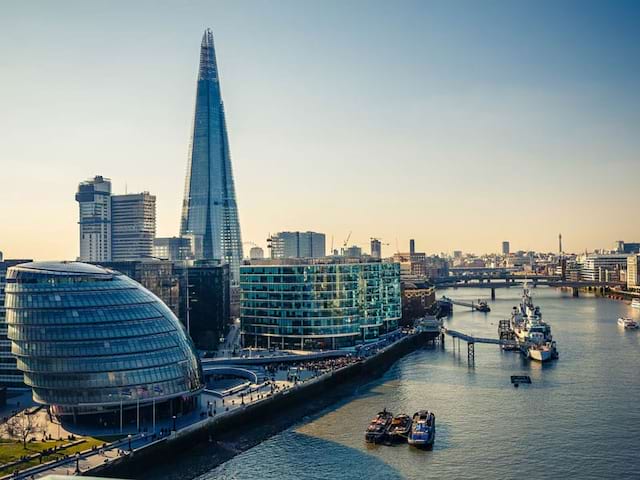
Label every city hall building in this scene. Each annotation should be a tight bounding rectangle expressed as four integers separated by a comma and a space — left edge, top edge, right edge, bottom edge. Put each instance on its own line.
240, 260, 401, 350
4, 262, 203, 423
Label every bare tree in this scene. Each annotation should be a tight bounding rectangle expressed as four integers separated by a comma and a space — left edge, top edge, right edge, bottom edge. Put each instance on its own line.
2, 412, 43, 448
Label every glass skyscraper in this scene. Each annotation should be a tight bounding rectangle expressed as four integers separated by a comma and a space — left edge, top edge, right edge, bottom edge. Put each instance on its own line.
180, 29, 243, 284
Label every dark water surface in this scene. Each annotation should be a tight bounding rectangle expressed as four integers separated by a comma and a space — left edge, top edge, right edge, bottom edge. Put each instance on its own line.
161, 288, 640, 479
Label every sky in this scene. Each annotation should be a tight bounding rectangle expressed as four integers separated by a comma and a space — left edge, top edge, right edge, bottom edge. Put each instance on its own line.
1, 0, 639, 260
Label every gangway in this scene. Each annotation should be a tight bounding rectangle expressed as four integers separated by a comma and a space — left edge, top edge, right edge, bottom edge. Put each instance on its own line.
441, 327, 517, 365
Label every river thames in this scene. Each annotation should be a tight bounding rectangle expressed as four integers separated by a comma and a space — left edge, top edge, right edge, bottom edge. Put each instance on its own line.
157, 287, 640, 480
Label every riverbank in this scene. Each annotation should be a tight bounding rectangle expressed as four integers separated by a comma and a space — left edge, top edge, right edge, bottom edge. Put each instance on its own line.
180, 286, 640, 480
87, 331, 436, 479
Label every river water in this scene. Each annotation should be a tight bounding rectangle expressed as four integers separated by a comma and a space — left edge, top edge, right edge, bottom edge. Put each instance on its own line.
162, 287, 640, 479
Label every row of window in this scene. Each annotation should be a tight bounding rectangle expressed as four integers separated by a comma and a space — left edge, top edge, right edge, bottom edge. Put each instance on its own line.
8, 318, 176, 342
5, 289, 155, 309
24, 362, 191, 389
4, 278, 129, 293
31, 377, 200, 405
16, 347, 188, 374
11, 333, 179, 357
6, 303, 165, 325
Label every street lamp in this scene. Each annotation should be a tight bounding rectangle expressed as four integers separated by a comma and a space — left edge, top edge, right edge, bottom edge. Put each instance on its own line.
128, 434, 132, 452
172, 415, 177, 432
75, 453, 81, 474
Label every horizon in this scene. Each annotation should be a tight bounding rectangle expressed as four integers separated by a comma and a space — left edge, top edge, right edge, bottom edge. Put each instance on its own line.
1, 0, 639, 260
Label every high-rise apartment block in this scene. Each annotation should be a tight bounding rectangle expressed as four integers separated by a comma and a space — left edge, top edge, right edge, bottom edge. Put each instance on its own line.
502, 241, 510, 255
111, 193, 156, 260
76, 177, 156, 262
76, 176, 112, 262
268, 231, 326, 259
370, 238, 382, 259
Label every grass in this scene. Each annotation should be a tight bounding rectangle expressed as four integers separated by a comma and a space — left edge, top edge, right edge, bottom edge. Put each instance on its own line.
0, 437, 105, 475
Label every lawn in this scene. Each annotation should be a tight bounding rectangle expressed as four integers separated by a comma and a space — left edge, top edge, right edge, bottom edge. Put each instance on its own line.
0, 437, 105, 475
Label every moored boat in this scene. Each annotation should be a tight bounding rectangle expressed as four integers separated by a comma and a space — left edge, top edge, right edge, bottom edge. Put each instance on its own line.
386, 414, 412, 443
618, 317, 639, 329
528, 341, 557, 362
408, 410, 435, 449
365, 409, 393, 444
475, 300, 491, 312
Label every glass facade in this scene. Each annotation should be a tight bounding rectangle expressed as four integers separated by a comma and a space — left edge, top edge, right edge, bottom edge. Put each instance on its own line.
180, 28, 243, 284
5, 262, 203, 417
240, 262, 401, 350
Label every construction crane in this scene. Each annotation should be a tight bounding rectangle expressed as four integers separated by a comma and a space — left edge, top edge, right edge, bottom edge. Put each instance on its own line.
343, 231, 352, 249
370, 237, 390, 246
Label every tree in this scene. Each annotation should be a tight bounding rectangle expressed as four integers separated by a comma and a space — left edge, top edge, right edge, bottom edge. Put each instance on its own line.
2, 412, 43, 448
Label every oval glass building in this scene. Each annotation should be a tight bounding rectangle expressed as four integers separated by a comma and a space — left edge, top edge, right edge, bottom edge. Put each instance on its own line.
5, 262, 203, 421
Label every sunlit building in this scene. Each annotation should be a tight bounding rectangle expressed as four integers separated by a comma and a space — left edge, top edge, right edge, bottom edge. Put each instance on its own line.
180, 29, 243, 284
5, 262, 203, 421
240, 260, 401, 350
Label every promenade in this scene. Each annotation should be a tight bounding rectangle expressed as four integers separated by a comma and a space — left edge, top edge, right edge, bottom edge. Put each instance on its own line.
1, 328, 420, 479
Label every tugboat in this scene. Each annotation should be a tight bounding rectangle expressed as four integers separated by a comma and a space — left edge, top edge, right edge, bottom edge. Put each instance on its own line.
386, 414, 412, 443
408, 410, 436, 449
365, 409, 393, 444
618, 317, 639, 329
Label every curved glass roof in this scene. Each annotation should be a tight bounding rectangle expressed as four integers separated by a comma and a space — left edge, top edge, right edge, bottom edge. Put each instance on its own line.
5, 262, 203, 411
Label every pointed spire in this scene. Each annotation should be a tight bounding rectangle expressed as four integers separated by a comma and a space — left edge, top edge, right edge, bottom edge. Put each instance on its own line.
198, 28, 219, 81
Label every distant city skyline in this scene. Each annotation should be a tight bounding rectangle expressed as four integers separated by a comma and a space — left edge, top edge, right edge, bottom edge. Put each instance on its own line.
1, 1, 639, 260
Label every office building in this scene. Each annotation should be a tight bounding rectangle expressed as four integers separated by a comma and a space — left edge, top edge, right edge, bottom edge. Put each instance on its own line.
616, 241, 640, 254
502, 241, 510, 255
176, 262, 230, 351
153, 237, 192, 261
268, 231, 326, 259
180, 29, 243, 284
99, 260, 230, 351
579, 254, 629, 282
96, 260, 182, 316
394, 240, 449, 280
0, 257, 31, 388
111, 192, 156, 261
343, 245, 363, 258
249, 246, 264, 260
370, 238, 382, 259
401, 280, 436, 323
240, 260, 401, 349
5, 262, 203, 420
75, 176, 112, 262
627, 255, 640, 290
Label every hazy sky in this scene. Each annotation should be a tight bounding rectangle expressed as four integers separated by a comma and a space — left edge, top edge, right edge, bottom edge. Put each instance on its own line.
1, 0, 639, 260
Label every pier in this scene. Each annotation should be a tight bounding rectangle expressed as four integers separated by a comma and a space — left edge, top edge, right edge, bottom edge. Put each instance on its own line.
441, 327, 517, 365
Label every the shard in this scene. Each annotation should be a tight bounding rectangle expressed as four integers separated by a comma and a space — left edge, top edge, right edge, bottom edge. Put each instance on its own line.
181, 29, 243, 284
